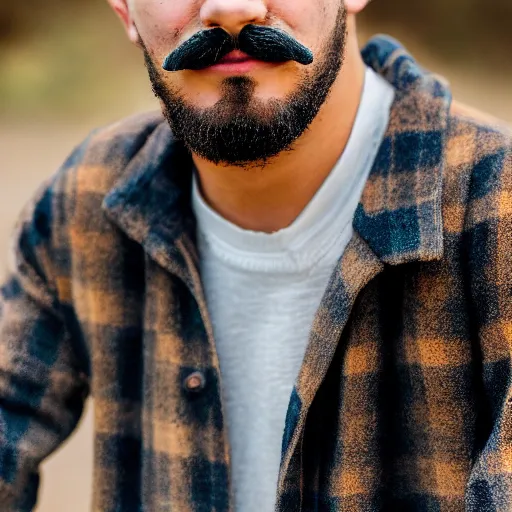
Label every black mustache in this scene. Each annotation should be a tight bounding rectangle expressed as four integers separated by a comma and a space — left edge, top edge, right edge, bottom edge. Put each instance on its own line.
162, 24, 314, 72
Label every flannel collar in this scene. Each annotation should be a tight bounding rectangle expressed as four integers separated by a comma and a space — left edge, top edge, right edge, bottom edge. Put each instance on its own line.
103, 35, 452, 273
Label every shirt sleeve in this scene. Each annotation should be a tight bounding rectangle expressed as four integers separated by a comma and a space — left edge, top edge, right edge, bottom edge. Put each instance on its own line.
0, 184, 90, 511
464, 131, 512, 511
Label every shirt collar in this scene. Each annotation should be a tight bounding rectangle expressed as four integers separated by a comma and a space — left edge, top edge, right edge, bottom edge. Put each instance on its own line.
354, 35, 452, 264
102, 35, 452, 270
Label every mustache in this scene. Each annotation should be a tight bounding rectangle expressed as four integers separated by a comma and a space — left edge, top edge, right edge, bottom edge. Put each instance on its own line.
162, 24, 314, 72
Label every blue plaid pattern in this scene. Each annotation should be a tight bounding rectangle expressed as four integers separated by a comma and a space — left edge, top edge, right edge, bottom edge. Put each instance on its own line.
0, 36, 511, 511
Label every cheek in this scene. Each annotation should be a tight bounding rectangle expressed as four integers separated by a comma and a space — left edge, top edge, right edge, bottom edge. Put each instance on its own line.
267, 0, 329, 52
131, 0, 198, 57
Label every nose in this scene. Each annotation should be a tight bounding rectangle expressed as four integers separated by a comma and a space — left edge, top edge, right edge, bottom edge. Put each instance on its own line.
200, 0, 268, 36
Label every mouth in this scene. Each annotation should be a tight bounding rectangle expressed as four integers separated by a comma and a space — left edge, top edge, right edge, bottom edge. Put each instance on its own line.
201, 50, 279, 74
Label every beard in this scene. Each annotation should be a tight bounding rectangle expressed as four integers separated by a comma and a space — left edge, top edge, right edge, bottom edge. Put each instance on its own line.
142, 7, 347, 167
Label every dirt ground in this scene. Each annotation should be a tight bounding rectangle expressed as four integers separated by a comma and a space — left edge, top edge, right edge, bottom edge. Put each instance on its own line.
1, 47, 511, 511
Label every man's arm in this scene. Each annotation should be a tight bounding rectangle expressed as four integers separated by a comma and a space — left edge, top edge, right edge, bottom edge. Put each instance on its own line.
464, 125, 512, 511
0, 184, 89, 511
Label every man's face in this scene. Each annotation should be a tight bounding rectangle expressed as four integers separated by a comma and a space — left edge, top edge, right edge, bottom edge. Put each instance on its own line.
125, 0, 348, 165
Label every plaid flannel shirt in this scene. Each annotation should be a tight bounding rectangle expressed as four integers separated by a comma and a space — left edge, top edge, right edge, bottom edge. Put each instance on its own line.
1, 35, 511, 512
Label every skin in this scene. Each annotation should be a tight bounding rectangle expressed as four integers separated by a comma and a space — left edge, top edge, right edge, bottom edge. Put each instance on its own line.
108, 0, 370, 232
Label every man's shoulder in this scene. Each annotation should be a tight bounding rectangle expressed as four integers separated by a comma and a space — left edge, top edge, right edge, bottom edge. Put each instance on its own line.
449, 100, 511, 133
41, 110, 167, 231
443, 100, 511, 233
56, 110, 166, 194
14, 111, 167, 263
446, 100, 512, 161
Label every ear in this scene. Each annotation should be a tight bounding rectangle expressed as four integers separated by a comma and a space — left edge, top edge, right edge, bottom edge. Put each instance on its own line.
344, 0, 370, 15
107, 0, 140, 44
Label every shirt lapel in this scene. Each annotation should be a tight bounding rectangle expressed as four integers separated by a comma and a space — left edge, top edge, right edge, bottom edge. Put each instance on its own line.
277, 232, 384, 508
101, 121, 200, 295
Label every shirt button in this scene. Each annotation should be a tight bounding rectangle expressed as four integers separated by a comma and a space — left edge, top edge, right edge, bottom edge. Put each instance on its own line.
183, 371, 206, 392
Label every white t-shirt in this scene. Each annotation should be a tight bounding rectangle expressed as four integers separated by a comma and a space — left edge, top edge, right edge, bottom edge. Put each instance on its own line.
192, 67, 395, 511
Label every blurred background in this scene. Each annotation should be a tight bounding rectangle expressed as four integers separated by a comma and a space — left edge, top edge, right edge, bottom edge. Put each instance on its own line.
1, 1, 511, 510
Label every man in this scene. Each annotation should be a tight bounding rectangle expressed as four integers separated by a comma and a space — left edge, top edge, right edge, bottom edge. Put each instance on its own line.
0, 0, 511, 510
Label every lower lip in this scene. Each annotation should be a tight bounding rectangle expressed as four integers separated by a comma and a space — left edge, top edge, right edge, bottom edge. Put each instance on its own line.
202, 58, 278, 74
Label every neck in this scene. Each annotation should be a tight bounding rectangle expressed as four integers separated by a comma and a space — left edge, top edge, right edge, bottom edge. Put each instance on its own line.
192, 26, 366, 233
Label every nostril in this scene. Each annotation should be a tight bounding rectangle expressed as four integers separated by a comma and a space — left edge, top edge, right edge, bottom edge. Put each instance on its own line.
199, 1, 268, 34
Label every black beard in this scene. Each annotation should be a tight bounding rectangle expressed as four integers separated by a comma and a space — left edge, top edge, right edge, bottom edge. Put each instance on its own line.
142, 8, 347, 167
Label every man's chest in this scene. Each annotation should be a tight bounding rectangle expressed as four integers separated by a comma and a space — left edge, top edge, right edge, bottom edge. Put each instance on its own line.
77, 239, 478, 511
